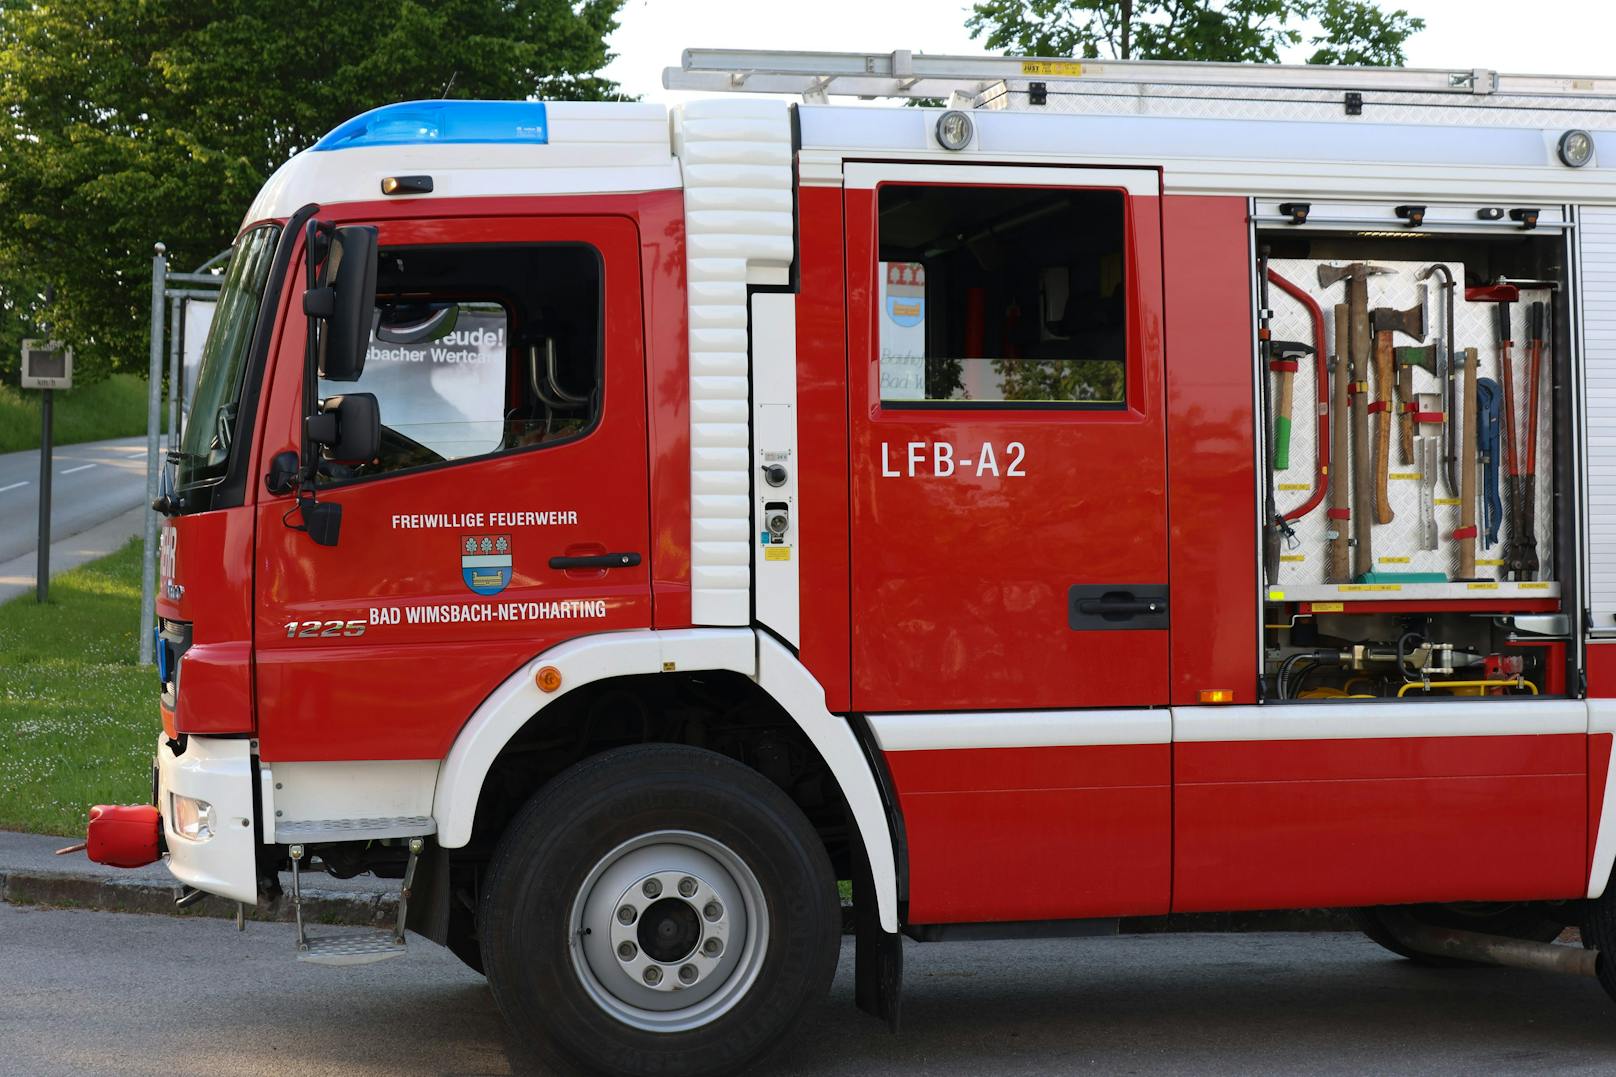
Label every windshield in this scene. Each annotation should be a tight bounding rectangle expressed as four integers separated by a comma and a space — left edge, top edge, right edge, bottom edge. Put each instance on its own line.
177, 224, 282, 488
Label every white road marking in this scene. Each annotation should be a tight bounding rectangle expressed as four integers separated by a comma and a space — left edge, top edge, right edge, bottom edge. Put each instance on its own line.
0, 481, 28, 493
60, 464, 96, 475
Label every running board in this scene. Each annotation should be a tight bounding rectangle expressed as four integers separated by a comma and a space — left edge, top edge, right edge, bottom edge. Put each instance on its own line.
275, 815, 436, 844
290, 838, 423, 966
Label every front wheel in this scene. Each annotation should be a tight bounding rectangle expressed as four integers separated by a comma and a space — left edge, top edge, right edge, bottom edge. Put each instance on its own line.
479, 744, 839, 1077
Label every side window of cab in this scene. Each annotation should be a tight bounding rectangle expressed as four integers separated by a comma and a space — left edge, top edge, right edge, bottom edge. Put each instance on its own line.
317, 243, 602, 484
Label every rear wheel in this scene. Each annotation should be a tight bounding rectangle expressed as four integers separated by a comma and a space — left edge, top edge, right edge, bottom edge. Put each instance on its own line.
479, 744, 838, 1077
1352, 903, 1564, 967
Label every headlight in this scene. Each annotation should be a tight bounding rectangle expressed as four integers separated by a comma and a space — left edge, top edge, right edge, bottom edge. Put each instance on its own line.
171, 794, 216, 841
1559, 129, 1594, 168
935, 110, 973, 151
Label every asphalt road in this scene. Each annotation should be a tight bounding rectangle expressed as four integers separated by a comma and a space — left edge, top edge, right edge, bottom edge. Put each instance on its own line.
6, 904, 1616, 1076
0, 435, 148, 563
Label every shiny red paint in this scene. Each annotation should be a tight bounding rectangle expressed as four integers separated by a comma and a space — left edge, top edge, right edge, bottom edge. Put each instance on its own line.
794, 185, 853, 711
160, 510, 258, 736
1174, 734, 1586, 911
844, 175, 1170, 712
253, 211, 653, 761
1161, 196, 1258, 706
887, 744, 1171, 923
1587, 642, 1616, 698
1590, 733, 1612, 879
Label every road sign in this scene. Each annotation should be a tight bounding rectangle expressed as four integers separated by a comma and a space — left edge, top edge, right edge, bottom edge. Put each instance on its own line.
21, 339, 73, 390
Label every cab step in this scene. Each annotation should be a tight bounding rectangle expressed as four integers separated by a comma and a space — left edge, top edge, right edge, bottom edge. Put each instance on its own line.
297, 930, 409, 966
274, 815, 436, 843
289, 837, 424, 964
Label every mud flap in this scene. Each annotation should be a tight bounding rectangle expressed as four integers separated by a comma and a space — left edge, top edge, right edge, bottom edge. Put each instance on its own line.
852, 829, 902, 1031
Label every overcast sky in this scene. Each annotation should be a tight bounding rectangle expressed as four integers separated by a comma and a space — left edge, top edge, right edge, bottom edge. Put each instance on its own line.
603, 0, 1614, 103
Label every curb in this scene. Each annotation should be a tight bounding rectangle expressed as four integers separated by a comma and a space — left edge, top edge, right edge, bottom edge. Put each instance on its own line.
0, 869, 394, 926
2, 866, 1353, 935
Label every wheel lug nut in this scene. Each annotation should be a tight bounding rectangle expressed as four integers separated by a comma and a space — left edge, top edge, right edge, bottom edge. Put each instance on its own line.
678, 964, 698, 985
643, 965, 663, 986
643, 878, 663, 899
703, 901, 723, 921
702, 937, 723, 957
617, 941, 637, 961
616, 905, 637, 925
678, 876, 698, 897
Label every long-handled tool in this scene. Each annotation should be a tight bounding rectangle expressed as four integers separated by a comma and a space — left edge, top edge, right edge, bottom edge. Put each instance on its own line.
1417, 264, 1458, 495
1468, 283, 1523, 575
1456, 347, 1480, 578
1370, 289, 1428, 526
1476, 377, 1503, 549
1417, 435, 1439, 549
1518, 300, 1546, 580
1318, 262, 1391, 578
1327, 302, 1352, 582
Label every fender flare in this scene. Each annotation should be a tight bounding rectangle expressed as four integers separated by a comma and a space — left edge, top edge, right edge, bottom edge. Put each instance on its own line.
432, 627, 900, 932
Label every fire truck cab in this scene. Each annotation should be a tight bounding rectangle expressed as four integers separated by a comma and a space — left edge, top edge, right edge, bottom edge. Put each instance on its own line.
96, 48, 1616, 1075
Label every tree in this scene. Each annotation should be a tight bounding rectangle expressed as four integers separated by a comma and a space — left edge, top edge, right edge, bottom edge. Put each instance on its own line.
0, 1, 626, 380
966, 0, 1423, 66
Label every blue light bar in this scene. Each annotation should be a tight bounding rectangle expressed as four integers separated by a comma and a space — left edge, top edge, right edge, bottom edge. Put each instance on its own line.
312, 100, 548, 152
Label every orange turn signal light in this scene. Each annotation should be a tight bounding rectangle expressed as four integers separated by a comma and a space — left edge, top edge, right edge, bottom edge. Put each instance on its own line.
535, 665, 563, 693
1199, 688, 1234, 704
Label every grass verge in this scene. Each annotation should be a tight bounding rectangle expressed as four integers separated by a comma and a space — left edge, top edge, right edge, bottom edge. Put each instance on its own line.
0, 538, 154, 834
0, 374, 150, 453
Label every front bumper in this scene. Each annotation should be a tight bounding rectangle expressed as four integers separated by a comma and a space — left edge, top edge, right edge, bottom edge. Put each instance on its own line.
156, 735, 258, 904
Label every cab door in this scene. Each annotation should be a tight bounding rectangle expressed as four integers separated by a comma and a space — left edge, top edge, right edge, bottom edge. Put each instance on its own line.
253, 214, 651, 763
846, 162, 1171, 923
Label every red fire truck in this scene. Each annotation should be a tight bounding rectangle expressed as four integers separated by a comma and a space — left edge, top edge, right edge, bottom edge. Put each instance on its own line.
83, 47, 1616, 1074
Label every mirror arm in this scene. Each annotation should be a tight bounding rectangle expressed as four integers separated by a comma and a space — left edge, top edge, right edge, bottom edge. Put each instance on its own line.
283, 218, 342, 546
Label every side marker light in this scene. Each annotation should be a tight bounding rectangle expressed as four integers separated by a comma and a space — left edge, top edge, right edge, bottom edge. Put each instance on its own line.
381, 175, 434, 196
1199, 688, 1235, 704
536, 665, 563, 693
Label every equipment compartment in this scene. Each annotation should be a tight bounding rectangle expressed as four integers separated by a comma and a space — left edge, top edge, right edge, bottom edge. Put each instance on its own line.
1255, 218, 1573, 700
1257, 228, 1568, 604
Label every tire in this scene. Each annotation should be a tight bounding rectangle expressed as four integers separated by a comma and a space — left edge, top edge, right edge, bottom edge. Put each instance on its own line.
1353, 903, 1564, 967
1581, 886, 1616, 1004
479, 744, 839, 1077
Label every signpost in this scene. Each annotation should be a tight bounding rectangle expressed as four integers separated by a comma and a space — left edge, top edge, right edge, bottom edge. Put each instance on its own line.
21, 338, 74, 603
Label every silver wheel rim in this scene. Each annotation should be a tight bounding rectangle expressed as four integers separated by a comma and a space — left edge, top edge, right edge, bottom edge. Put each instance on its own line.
568, 830, 769, 1032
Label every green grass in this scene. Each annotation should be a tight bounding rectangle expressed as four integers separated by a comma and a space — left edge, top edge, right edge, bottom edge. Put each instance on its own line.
0, 538, 156, 835
0, 373, 151, 453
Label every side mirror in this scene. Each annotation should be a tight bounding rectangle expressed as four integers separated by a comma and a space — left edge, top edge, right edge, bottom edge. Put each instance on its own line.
307, 392, 380, 463
304, 224, 378, 382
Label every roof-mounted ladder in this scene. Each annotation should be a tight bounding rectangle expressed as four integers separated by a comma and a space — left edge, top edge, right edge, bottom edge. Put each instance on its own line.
663, 48, 1616, 106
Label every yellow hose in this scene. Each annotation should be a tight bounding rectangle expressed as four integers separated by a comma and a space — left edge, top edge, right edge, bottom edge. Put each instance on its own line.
1396, 678, 1539, 697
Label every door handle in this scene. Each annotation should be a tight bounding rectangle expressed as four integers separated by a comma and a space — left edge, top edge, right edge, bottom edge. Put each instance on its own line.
1075, 596, 1165, 617
548, 552, 641, 570
1068, 584, 1170, 631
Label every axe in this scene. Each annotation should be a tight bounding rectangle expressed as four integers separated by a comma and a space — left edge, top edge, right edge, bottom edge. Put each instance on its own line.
1370, 288, 1428, 525
1394, 343, 1438, 466
1318, 262, 1391, 578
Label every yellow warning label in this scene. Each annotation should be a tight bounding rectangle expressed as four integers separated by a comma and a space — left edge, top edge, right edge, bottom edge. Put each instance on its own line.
1477, 559, 1504, 566
1267, 590, 1286, 601
1280, 555, 1306, 563
1021, 60, 1082, 76
1340, 584, 1402, 592
1277, 483, 1311, 491
1390, 472, 1422, 481
1435, 498, 1460, 506
764, 546, 791, 562
1379, 556, 1411, 564
1311, 602, 1345, 613
1466, 582, 1500, 590
1520, 582, 1551, 590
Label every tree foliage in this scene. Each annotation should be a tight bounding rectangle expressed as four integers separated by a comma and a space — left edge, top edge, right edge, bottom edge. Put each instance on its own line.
0, 1, 625, 379
966, 0, 1423, 65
